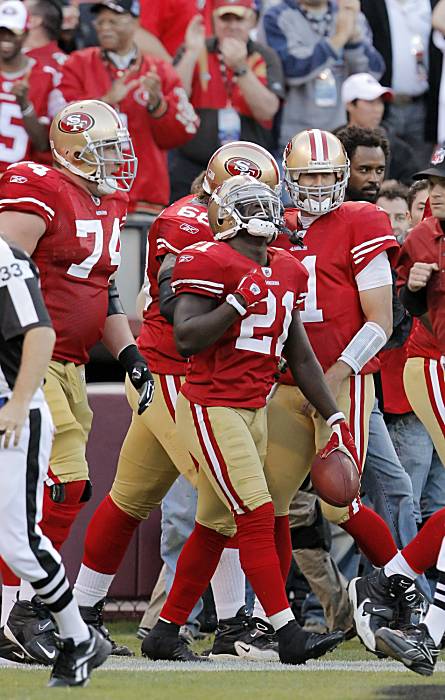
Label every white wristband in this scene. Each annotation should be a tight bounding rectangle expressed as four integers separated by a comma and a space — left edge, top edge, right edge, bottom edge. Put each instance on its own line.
326, 412, 346, 427
21, 103, 35, 117
339, 321, 388, 374
226, 293, 247, 316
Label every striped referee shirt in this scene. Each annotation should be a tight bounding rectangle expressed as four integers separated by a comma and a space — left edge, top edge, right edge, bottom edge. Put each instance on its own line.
0, 237, 52, 398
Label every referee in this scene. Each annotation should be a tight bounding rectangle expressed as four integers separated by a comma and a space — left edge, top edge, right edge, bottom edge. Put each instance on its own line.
0, 236, 111, 687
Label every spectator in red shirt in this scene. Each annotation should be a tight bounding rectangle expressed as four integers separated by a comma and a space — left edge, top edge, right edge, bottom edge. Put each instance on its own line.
138, 0, 212, 61
170, 0, 284, 201
57, 0, 199, 214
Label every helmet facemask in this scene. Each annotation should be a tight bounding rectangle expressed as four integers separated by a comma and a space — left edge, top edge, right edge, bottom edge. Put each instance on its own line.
213, 181, 282, 242
284, 163, 349, 215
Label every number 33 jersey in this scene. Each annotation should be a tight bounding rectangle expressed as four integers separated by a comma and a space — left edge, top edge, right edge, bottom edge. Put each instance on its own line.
277, 201, 399, 374
171, 241, 308, 408
0, 162, 129, 364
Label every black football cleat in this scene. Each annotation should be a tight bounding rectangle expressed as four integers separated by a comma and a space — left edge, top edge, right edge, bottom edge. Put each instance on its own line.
348, 569, 420, 654
48, 626, 111, 687
278, 620, 344, 665
141, 622, 208, 662
375, 623, 439, 676
78, 599, 134, 657
208, 607, 279, 661
0, 626, 35, 664
4, 597, 58, 665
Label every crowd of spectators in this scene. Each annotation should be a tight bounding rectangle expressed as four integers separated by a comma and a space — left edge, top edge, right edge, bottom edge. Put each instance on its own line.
3, 0, 445, 631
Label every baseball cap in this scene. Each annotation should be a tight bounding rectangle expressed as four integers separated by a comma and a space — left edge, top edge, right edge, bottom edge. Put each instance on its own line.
213, 0, 256, 18
341, 73, 393, 105
0, 0, 29, 35
413, 146, 445, 179
91, 0, 140, 18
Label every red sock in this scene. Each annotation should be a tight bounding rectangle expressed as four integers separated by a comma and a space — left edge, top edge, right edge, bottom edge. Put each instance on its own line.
160, 522, 228, 625
275, 515, 292, 583
402, 508, 445, 574
236, 502, 289, 618
341, 504, 397, 567
0, 558, 20, 586
83, 495, 140, 574
41, 481, 88, 551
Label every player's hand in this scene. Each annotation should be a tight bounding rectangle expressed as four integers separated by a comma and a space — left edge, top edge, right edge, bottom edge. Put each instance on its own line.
0, 399, 28, 448
103, 72, 140, 105
234, 269, 268, 310
184, 14, 206, 56
407, 262, 439, 292
320, 420, 360, 475
129, 362, 155, 415
220, 38, 248, 71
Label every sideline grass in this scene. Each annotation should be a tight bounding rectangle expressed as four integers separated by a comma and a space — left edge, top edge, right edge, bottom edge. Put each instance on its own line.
1, 622, 445, 700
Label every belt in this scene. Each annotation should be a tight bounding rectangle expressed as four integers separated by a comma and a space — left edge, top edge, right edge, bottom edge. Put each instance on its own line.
392, 93, 425, 106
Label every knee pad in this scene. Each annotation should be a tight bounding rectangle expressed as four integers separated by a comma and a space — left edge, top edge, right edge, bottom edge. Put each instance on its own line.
320, 501, 350, 526
41, 480, 91, 550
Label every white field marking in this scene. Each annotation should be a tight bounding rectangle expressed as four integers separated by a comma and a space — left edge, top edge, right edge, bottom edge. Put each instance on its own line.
3, 659, 445, 673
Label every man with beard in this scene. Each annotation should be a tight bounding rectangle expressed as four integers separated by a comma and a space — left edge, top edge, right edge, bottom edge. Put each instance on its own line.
335, 125, 388, 203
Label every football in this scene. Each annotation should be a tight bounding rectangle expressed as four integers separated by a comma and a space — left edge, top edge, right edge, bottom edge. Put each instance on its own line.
310, 450, 360, 507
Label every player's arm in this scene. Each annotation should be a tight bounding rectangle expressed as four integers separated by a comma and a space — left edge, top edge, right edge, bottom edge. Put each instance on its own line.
158, 252, 177, 324
284, 311, 339, 422
101, 281, 154, 413
0, 211, 46, 255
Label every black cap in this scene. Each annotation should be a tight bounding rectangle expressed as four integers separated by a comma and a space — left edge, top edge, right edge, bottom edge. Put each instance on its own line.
413, 146, 445, 180
91, 0, 140, 17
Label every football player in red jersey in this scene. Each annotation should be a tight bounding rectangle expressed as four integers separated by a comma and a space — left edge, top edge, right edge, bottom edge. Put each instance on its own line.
264, 129, 421, 649
73, 141, 285, 661
0, 99, 154, 662
0, 0, 55, 171
141, 174, 359, 665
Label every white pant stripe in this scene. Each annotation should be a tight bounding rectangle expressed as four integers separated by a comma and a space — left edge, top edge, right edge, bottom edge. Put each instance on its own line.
353, 375, 362, 463
428, 360, 445, 430
165, 374, 179, 412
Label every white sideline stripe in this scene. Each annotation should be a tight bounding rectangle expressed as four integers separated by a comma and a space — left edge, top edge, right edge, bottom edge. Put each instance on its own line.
194, 404, 243, 515
0, 197, 55, 218
351, 235, 396, 255
5, 658, 445, 672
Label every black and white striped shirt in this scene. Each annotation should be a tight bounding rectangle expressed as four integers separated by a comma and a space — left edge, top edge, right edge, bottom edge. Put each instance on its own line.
0, 237, 52, 397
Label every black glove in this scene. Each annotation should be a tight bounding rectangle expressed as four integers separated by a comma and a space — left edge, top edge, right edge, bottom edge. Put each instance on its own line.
118, 345, 155, 415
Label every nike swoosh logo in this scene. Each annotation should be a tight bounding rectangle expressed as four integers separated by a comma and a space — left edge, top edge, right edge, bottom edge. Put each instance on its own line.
36, 642, 56, 659
12, 650, 25, 660
370, 608, 388, 613
38, 621, 52, 632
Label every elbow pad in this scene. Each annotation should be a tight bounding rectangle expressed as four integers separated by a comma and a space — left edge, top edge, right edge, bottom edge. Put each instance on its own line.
339, 321, 388, 374
107, 280, 125, 316
158, 267, 177, 325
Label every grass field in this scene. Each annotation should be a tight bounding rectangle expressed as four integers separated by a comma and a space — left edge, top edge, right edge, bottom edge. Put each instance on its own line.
2, 621, 445, 700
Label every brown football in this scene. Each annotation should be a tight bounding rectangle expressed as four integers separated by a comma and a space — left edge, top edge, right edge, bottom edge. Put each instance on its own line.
311, 450, 360, 507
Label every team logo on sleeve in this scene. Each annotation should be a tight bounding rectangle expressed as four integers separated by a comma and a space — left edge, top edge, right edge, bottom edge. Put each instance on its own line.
224, 157, 261, 179
59, 112, 95, 133
180, 223, 199, 234
178, 254, 194, 263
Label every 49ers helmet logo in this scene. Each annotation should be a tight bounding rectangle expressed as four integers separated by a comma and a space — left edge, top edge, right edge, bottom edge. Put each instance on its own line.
224, 157, 262, 179
59, 112, 95, 133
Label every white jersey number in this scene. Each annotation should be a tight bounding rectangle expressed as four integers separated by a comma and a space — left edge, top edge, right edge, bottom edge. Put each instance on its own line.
299, 255, 323, 323
67, 218, 121, 279
176, 205, 208, 226
0, 102, 28, 163
235, 290, 295, 356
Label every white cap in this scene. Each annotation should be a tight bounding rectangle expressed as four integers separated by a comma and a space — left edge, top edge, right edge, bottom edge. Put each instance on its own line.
341, 73, 393, 105
0, 0, 28, 35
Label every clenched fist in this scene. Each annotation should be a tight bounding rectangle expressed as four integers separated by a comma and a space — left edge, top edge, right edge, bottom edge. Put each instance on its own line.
407, 261, 439, 292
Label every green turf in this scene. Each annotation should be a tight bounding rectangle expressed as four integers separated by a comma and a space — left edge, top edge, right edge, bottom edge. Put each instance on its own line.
1, 621, 445, 700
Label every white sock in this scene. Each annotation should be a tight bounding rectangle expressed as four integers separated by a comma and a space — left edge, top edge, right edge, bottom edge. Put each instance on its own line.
252, 596, 269, 622
269, 608, 294, 631
211, 549, 245, 620
74, 564, 115, 608
19, 580, 35, 601
384, 551, 418, 581
52, 599, 90, 645
1, 585, 19, 626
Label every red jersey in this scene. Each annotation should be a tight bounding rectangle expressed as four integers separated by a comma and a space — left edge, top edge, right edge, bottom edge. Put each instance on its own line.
171, 242, 308, 408
275, 202, 398, 375
138, 194, 212, 375
396, 217, 445, 357
139, 0, 206, 57
59, 47, 199, 213
379, 343, 412, 414
0, 162, 128, 364
0, 58, 53, 172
